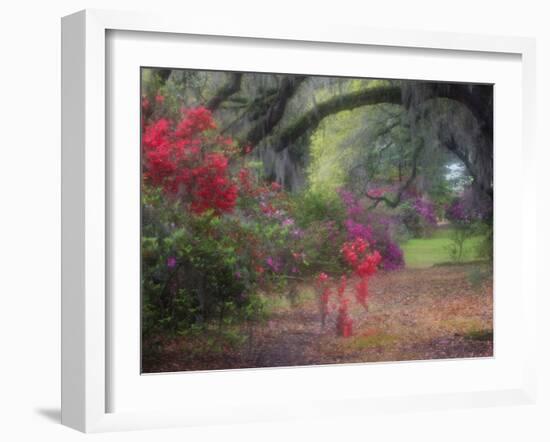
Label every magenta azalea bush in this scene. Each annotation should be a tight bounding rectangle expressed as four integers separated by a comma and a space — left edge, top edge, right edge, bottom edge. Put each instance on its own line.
399, 197, 437, 238
412, 197, 438, 225
338, 189, 405, 271
445, 187, 491, 224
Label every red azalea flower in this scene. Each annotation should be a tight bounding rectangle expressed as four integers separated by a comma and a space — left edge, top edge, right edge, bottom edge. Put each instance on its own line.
142, 106, 242, 215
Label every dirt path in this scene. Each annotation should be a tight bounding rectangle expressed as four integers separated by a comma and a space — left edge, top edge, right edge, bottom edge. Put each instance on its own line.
143, 264, 493, 372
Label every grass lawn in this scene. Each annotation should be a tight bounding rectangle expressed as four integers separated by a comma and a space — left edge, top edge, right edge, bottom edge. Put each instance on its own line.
401, 226, 483, 268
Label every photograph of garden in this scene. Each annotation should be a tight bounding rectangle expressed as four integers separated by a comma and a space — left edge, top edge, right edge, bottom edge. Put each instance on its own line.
140, 68, 493, 373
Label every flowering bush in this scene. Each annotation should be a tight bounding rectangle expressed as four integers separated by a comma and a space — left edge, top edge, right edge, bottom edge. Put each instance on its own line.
141, 200, 268, 337
141, 101, 270, 338
446, 187, 492, 223
339, 189, 363, 218
142, 105, 238, 215
344, 219, 374, 243
399, 197, 437, 238
141, 95, 413, 347
381, 241, 404, 271
314, 235, 382, 338
413, 197, 438, 225
338, 190, 404, 271
342, 237, 382, 309
314, 273, 353, 338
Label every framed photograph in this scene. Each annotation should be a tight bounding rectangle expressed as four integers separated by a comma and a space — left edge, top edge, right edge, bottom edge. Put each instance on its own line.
61, 9, 537, 432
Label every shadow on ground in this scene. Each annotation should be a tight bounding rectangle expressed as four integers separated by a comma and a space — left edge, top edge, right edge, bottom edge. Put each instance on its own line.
34, 408, 61, 423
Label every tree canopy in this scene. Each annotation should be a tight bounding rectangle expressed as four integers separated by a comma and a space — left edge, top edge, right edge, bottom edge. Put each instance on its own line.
142, 69, 493, 207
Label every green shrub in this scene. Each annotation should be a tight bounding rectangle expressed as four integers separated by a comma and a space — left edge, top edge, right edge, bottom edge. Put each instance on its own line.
292, 190, 346, 226
141, 205, 265, 340
476, 222, 493, 262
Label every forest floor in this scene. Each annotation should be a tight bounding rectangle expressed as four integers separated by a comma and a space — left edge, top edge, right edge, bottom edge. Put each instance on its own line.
143, 263, 493, 373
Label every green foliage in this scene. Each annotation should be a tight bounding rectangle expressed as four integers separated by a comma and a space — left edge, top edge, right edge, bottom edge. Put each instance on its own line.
476, 222, 493, 262
445, 221, 484, 263
427, 181, 455, 218
292, 190, 346, 226
307, 108, 366, 195
447, 226, 472, 263
141, 201, 265, 340
281, 191, 348, 274
300, 220, 346, 274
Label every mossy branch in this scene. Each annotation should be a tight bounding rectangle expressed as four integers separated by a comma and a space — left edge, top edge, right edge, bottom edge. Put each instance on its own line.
271, 85, 402, 152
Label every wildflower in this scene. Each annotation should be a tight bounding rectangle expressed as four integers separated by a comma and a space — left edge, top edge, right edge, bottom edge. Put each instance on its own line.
271, 182, 282, 191
266, 256, 281, 273
341, 238, 382, 313
167, 256, 177, 268
282, 218, 295, 227
317, 272, 329, 284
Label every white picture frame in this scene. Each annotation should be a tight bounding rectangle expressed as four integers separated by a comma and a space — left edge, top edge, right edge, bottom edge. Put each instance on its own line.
61, 9, 537, 433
